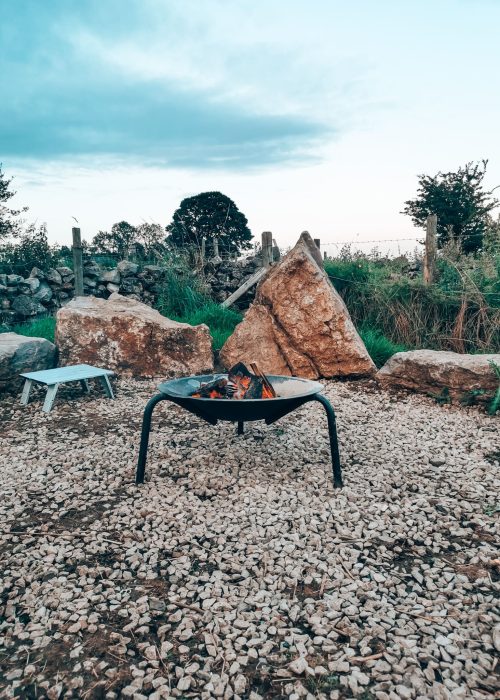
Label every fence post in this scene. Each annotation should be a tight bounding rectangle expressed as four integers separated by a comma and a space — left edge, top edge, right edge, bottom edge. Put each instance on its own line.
72, 227, 84, 297
200, 237, 206, 263
314, 238, 321, 251
262, 231, 273, 267
423, 214, 437, 285
212, 236, 221, 262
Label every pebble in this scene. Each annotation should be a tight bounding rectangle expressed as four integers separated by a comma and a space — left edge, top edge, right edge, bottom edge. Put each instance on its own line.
0, 378, 497, 699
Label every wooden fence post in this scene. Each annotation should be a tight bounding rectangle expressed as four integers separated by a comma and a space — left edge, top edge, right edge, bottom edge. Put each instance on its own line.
212, 236, 221, 261
72, 227, 84, 297
423, 214, 437, 285
314, 238, 321, 251
200, 237, 206, 263
262, 231, 273, 267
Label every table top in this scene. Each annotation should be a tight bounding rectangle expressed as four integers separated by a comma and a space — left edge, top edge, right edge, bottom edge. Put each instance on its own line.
20, 364, 114, 385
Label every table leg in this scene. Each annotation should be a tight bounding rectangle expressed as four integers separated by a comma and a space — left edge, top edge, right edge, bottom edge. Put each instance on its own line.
20, 379, 33, 406
80, 379, 90, 393
43, 383, 59, 413
99, 375, 114, 399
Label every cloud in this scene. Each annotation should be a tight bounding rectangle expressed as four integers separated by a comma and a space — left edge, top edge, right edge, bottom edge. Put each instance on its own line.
0, 0, 336, 169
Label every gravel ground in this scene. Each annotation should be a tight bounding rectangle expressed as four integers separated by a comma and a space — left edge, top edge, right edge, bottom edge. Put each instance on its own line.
0, 378, 499, 700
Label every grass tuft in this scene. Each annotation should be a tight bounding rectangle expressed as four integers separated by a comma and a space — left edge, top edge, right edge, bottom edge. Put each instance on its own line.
359, 327, 407, 368
9, 316, 56, 343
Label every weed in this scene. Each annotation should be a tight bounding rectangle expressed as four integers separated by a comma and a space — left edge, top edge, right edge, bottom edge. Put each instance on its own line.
487, 360, 500, 415
4, 315, 56, 342
359, 326, 407, 367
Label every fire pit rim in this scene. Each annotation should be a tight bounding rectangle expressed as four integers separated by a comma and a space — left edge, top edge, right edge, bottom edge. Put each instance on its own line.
157, 373, 324, 402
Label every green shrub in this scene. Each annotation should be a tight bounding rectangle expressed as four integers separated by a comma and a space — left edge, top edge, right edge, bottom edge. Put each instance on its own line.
9, 315, 56, 342
172, 302, 242, 351
359, 327, 407, 368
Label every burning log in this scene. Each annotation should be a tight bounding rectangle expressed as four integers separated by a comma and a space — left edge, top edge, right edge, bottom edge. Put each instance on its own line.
190, 362, 276, 400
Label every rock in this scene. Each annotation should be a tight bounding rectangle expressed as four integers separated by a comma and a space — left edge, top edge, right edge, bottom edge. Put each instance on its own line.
83, 277, 97, 289
55, 293, 214, 377
220, 232, 375, 379
117, 261, 139, 277
107, 283, 120, 294
143, 265, 164, 279
0, 333, 57, 393
18, 278, 41, 294
12, 295, 46, 318
56, 266, 74, 278
376, 350, 500, 402
0, 273, 7, 286
33, 281, 53, 304
492, 624, 500, 652
7, 274, 23, 286
46, 269, 63, 285
83, 261, 101, 278
99, 269, 121, 285
29, 267, 46, 280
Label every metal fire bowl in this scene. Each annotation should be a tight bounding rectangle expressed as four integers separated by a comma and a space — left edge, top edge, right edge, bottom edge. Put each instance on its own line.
158, 374, 324, 423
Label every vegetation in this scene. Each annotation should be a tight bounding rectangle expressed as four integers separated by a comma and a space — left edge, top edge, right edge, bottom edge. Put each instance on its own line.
91, 221, 166, 260
154, 260, 242, 350
0, 165, 28, 240
166, 191, 253, 257
324, 243, 500, 355
10, 315, 56, 342
402, 160, 499, 253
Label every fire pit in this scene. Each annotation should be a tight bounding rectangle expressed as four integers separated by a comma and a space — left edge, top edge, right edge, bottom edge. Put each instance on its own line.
136, 368, 343, 488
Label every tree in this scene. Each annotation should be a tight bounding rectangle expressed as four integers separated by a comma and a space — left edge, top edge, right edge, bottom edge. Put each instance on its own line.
1, 223, 54, 276
91, 221, 138, 257
402, 160, 499, 254
0, 165, 28, 240
166, 191, 252, 257
91, 221, 166, 259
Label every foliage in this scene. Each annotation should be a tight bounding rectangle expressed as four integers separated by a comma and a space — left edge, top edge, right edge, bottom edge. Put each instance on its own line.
324, 246, 500, 355
0, 165, 28, 240
488, 360, 500, 415
166, 191, 252, 257
359, 327, 407, 368
7, 316, 56, 342
402, 160, 499, 253
91, 221, 166, 260
154, 256, 241, 350
0, 223, 56, 276
176, 303, 242, 351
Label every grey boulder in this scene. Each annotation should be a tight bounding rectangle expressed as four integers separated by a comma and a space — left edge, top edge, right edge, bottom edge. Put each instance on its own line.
12, 295, 46, 318
0, 332, 57, 393
33, 281, 53, 304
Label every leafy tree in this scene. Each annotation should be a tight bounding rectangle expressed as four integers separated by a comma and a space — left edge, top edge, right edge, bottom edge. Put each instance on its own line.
166, 191, 252, 257
91, 221, 166, 259
1, 223, 54, 276
402, 160, 499, 253
91, 221, 138, 257
0, 165, 28, 239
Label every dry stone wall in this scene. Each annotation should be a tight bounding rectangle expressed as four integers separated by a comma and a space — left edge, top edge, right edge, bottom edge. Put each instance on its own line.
0, 255, 261, 324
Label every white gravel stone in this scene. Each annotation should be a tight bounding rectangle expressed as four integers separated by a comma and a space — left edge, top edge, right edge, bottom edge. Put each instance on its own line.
0, 378, 498, 699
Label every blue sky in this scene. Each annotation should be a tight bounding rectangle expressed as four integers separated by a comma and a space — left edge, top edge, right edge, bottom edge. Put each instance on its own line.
2, 0, 500, 252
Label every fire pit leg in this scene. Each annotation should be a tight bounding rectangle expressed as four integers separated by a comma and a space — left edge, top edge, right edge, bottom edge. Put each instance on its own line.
237, 421, 244, 435
312, 394, 343, 488
136, 394, 169, 484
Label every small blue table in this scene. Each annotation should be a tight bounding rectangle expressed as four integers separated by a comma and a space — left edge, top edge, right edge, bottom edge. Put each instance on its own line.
20, 364, 115, 412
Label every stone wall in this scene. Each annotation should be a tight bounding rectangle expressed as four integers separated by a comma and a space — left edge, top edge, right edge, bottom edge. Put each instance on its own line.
0, 255, 261, 324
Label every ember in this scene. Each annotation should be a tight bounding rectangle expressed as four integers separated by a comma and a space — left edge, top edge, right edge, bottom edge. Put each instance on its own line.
190, 362, 276, 400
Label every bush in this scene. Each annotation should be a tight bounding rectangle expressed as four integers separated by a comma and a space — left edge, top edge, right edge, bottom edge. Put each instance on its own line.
359, 327, 407, 368
154, 257, 241, 350
324, 248, 500, 354
8, 316, 56, 342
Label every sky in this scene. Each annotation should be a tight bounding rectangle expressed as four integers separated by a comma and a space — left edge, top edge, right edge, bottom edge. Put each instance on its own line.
2, 0, 500, 255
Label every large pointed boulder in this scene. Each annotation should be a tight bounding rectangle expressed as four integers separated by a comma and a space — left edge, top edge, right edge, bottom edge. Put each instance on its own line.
220, 233, 375, 378
56, 293, 214, 377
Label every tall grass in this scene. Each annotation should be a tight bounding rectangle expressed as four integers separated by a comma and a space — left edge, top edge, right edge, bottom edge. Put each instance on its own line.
325, 249, 500, 354
155, 264, 241, 350
9, 316, 56, 342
